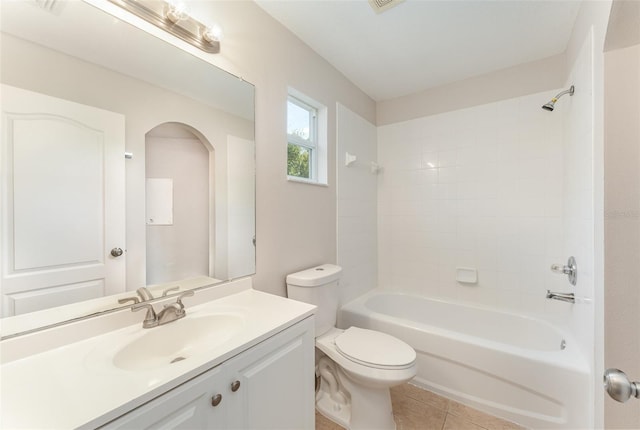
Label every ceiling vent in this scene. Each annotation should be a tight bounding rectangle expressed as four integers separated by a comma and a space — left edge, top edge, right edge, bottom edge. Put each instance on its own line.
368, 0, 404, 14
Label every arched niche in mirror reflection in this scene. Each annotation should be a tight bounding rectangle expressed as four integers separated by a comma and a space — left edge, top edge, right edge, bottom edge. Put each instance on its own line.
145, 122, 215, 286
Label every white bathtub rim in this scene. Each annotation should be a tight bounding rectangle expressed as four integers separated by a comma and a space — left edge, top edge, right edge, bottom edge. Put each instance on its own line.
344, 288, 569, 332
339, 289, 590, 373
339, 289, 591, 429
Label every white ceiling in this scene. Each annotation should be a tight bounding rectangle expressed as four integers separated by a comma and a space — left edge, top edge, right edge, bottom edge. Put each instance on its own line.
255, 0, 582, 101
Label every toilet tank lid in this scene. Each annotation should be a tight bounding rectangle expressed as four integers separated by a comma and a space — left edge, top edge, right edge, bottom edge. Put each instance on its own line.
286, 264, 342, 287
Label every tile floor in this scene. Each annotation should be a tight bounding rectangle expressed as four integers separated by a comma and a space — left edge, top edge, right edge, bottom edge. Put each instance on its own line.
315, 383, 527, 430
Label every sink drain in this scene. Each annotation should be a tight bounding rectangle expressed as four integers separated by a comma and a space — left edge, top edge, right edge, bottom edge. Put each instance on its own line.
170, 356, 187, 364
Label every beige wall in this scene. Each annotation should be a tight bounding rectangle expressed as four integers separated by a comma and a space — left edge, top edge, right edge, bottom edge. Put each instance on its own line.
604, 43, 640, 429
376, 54, 566, 125
171, 1, 376, 295
4, 0, 379, 297
85, 0, 377, 295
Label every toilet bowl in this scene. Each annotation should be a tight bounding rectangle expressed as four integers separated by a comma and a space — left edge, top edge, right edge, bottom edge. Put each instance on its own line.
315, 327, 416, 429
286, 264, 417, 430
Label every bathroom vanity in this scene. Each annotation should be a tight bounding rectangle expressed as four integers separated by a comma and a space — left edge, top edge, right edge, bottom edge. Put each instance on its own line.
0, 279, 316, 429
102, 317, 313, 429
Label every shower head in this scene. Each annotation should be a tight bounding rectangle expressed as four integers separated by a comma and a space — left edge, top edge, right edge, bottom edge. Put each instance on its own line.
542, 101, 556, 111
541, 85, 574, 111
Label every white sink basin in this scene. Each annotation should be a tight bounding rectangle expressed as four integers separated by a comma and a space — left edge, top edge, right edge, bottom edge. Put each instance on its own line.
100, 313, 245, 371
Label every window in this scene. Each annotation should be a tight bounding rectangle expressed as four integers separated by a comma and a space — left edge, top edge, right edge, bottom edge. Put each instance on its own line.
287, 90, 327, 185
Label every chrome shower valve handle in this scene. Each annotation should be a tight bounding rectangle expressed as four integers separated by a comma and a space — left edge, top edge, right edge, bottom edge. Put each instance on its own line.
550, 264, 572, 275
550, 256, 577, 286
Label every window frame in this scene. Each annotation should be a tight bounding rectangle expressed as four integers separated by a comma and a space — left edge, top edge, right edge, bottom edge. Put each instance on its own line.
287, 95, 318, 181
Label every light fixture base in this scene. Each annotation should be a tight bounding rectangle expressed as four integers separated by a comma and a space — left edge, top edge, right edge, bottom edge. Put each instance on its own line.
108, 0, 220, 53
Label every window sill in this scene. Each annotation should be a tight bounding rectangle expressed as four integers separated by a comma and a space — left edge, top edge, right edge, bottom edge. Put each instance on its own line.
287, 176, 328, 187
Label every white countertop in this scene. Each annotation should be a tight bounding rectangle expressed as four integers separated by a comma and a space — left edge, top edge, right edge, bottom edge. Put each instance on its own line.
0, 287, 315, 429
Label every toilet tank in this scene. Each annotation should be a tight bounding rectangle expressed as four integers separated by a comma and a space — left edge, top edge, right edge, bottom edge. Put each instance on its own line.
286, 264, 342, 336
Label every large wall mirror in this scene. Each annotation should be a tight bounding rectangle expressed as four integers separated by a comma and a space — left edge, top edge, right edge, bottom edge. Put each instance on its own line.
0, 0, 255, 336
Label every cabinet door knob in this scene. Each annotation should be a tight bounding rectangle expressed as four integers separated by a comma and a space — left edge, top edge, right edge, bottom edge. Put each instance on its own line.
211, 393, 222, 407
231, 380, 241, 392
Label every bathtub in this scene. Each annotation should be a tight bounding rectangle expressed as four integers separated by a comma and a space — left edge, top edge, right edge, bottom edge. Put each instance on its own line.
338, 290, 591, 429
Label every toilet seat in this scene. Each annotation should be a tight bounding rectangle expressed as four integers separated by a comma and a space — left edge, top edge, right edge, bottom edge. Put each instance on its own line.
316, 326, 417, 392
334, 327, 416, 370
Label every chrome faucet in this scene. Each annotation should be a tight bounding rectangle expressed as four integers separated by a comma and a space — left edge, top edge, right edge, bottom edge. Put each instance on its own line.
131, 290, 195, 328
157, 290, 195, 324
132, 302, 159, 328
546, 290, 575, 304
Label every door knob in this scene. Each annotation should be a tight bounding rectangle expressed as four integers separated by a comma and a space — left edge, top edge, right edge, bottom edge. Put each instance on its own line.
604, 368, 640, 402
110, 247, 124, 257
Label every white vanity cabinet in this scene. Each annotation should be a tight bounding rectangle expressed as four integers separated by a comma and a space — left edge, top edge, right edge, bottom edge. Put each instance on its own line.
100, 317, 315, 430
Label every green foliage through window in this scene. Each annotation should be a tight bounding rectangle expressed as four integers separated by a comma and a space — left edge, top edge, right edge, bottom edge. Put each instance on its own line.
287, 144, 310, 178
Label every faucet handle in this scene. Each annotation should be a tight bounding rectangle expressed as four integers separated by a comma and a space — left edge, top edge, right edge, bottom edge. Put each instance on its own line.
162, 286, 180, 297
132, 303, 158, 328
136, 287, 154, 302
118, 296, 140, 305
176, 290, 195, 308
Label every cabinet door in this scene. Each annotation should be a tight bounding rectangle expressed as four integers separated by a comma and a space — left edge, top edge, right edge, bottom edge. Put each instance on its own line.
226, 317, 315, 430
100, 366, 227, 429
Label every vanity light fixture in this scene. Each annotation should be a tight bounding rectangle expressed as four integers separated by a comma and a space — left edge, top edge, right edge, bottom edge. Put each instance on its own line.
108, 0, 221, 53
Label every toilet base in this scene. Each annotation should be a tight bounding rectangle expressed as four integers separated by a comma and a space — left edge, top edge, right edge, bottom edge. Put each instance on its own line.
316, 358, 397, 430
316, 388, 351, 429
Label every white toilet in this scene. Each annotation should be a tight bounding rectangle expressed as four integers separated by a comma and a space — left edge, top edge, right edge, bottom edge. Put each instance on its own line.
286, 264, 416, 430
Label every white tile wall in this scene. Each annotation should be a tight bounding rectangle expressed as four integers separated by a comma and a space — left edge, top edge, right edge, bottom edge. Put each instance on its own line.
377, 90, 572, 319
338, 38, 594, 351
337, 104, 378, 306
561, 28, 595, 359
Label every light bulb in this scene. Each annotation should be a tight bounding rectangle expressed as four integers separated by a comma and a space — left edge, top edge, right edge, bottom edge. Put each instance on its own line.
166, 1, 188, 23
202, 24, 223, 43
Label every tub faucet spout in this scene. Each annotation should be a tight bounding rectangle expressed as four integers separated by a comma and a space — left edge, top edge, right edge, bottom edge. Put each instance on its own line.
546, 290, 575, 304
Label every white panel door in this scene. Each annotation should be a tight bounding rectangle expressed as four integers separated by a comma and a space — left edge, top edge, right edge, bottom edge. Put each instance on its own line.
1, 84, 125, 317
